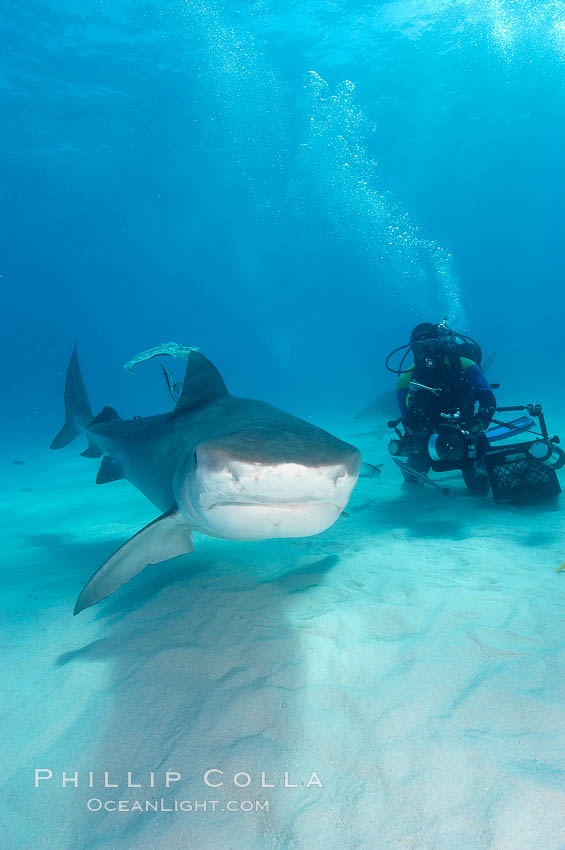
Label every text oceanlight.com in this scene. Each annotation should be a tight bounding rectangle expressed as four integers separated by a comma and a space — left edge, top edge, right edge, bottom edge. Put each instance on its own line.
87, 798, 270, 813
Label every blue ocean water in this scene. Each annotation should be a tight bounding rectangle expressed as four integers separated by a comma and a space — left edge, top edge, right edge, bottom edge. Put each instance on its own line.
3, 2, 565, 848
3, 0, 565, 441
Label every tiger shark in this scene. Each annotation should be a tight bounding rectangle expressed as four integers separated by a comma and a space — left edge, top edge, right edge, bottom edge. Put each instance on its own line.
51, 347, 361, 614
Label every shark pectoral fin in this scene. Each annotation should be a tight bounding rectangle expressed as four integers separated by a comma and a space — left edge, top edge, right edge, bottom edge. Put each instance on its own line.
96, 456, 122, 484
74, 510, 194, 615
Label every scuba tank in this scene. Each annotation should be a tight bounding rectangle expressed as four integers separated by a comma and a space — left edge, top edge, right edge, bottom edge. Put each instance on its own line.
437, 321, 483, 366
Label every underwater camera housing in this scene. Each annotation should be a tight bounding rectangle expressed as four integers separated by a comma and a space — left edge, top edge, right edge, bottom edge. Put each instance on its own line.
388, 403, 565, 504
388, 423, 475, 471
427, 429, 468, 463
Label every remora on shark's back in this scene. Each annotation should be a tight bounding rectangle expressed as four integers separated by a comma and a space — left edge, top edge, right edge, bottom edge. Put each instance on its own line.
51, 347, 361, 614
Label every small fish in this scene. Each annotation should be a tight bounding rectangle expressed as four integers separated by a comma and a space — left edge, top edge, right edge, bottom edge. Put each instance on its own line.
359, 462, 383, 479
12, 459, 26, 466
556, 562, 565, 573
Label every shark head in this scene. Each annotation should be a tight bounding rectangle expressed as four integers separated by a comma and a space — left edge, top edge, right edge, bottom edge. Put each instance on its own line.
174, 406, 361, 540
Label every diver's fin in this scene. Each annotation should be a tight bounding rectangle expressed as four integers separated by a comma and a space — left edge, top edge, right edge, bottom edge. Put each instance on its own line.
80, 435, 103, 459
74, 510, 194, 614
89, 405, 120, 427
392, 457, 450, 496
486, 416, 534, 443
169, 351, 228, 419
50, 344, 93, 449
96, 456, 122, 484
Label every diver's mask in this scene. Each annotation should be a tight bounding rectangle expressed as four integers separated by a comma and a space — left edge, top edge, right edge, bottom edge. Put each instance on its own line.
385, 321, 482, 376
411, 337, 442, 360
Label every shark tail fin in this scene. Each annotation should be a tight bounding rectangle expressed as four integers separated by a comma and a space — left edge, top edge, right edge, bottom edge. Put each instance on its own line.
50, 344, 94, 450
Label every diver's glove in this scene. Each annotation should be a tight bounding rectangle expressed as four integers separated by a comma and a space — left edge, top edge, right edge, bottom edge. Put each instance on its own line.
471, 405, 495, 433
404, 408, 429, 434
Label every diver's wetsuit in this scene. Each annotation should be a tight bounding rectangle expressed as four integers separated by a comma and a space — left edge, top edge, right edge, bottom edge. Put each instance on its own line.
396, 355, 496, 481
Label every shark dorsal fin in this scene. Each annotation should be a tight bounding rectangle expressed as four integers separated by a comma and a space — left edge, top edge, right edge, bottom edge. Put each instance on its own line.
170, 351, 228, 418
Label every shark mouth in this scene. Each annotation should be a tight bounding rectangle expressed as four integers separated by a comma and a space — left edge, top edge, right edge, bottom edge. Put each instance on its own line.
196, 499, 344, 540
195, 461, 358, 513
204, 500, 344, 512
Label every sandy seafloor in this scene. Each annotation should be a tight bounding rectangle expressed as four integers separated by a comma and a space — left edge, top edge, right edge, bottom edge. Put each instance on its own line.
2, 408, 565, 850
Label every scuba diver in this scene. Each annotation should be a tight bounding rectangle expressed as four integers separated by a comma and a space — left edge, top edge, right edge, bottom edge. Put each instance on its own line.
390, 321, 497, 494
